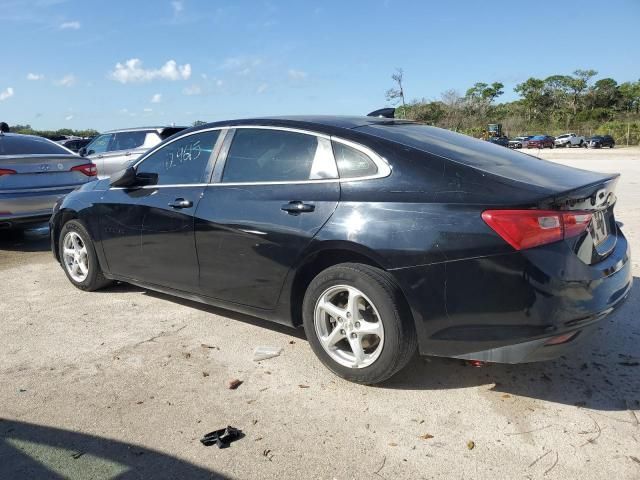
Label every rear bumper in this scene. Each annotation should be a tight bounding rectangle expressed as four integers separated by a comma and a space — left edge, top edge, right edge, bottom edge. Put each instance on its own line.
0, 187, 77, 224
391, 232, 632, 362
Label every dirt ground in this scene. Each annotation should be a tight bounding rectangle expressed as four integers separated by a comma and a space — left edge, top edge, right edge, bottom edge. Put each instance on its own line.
1, 147, 639, 479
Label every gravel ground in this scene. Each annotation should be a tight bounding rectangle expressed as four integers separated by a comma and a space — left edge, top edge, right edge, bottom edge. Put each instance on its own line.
1, 147, 639, 479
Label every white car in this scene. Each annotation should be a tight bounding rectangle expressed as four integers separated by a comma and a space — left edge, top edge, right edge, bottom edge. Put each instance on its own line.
554, 133, 586, 148
80, 126, 186, 179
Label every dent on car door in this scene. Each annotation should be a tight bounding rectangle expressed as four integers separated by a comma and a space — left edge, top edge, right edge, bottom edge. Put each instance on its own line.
99, 130, 221, 287
195, 127, 340, 309
133, 129, 222, 291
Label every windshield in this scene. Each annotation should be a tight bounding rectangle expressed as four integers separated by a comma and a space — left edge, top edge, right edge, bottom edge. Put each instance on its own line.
0, 134, 71, 156
531, 135, 545, 140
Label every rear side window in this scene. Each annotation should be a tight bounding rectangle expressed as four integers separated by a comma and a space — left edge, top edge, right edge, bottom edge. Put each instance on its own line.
222, 129, 338, 183
0, 135, 70, 155
112, 131, 147, 151
332, 142, 378, 178
137, 130, 220, 185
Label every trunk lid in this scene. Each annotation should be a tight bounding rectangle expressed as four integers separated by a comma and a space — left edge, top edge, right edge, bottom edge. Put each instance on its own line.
0, 154, 93, 191
540, 175, 619, 265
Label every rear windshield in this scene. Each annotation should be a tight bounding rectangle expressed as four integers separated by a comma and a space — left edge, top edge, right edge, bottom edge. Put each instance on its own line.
356, 123, 607, 190
0, 135, 70, 156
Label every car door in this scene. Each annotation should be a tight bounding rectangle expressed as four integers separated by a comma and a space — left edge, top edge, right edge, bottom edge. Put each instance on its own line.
129, 129, 223, 291
85, 133, 114, 174
195, 127, 341, 309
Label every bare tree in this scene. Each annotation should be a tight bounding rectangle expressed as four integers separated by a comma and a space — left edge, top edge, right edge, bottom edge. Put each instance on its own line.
386, 68, 406, 109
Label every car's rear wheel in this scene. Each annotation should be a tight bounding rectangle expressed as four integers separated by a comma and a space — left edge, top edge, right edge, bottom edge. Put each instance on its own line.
59, 220, 112, 291
302, 263, 417, 384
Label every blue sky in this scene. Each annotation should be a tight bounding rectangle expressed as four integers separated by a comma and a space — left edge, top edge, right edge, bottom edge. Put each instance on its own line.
1, 0, 639, 131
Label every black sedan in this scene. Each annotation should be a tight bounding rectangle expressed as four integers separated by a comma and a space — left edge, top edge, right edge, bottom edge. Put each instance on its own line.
587, 135, 615, 148
50, 116, 632, 384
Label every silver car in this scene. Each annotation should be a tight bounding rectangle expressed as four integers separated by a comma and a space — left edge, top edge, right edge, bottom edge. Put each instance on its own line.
0, 132, 97, 229
80, 126, 185, 179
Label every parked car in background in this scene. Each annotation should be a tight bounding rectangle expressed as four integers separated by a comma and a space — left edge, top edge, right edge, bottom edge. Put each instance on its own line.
587, 135, 615, 149
527, 135, 555, 149
555, 133, 586, 148
0, 132, 96, 230
51, 116, 631, 384
57, 138, 93, 153
508, 136, 533, 149
80, 126, 186, 178
487, 135, 509, 147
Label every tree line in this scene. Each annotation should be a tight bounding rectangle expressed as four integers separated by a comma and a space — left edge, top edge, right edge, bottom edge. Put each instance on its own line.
8, 124, 99, 140
389, 68, 640, 145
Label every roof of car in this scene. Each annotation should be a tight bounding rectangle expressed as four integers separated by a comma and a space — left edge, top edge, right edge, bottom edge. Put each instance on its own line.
102, 126, 188, 134
186, 115, 416, 136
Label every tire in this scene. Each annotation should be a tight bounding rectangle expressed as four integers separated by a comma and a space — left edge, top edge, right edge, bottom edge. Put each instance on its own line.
58, 219, 112, 291
302, 263, 417, 384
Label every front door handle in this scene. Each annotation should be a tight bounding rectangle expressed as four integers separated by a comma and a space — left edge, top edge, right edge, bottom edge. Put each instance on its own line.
168, 198, 193, 209
281, 201, 315, 215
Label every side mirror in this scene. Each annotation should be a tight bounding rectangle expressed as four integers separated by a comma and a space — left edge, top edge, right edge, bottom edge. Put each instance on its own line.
78, 147, 87, 157
109, 166, 137, 187
109, 167, 158, 188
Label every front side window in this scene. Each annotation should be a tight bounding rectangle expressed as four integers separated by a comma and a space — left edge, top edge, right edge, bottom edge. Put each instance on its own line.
222, 129, 338, 183
112, 131, 148, 151
136, 130, 220, 185
332, 141, 378, 178
86, 133, 113, 155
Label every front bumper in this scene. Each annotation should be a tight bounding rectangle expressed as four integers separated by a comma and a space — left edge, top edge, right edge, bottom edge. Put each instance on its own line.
391, 232, 632, 362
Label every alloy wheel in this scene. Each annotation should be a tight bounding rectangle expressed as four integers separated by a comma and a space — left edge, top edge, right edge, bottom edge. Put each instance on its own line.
314, 285, 384, 369
62, 231, 89, 282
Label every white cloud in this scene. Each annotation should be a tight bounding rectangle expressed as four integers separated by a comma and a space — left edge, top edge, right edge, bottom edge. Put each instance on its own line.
216, 79, 223, 87
151, 93, 162, 103
143, 107, 153, 112
110, 58, 191, 84
257, 83, 268, 94
65, 114, 74, 121
55, 74, 76, 87
221, 56, 262, 76
183, 84, 202, 95
288, 69, 307, 80
171, 0, 183, 14
0, 87, 14, 101
59, 21, 80, 30
26, 73, 44, 81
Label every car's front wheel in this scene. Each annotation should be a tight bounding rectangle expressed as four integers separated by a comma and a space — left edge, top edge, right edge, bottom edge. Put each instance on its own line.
59, 220, 112, 291
302, 263, 417, 384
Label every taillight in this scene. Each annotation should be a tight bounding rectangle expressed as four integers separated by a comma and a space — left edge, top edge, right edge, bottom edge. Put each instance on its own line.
482, 209, 592, 250
0, 168, 17, 176
71, 163, 97, 177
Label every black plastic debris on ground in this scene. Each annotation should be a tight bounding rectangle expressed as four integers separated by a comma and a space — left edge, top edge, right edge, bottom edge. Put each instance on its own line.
200, 426, 243, 449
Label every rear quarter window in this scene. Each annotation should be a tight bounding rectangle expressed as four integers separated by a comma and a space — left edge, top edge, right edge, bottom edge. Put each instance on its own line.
0, 135, 70, 155
332, 141, 378, 178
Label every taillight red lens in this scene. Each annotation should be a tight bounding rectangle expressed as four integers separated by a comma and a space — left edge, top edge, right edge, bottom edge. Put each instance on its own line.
0, 168, 17, 176
71, 163, 97, 177
482, 210, 592, 250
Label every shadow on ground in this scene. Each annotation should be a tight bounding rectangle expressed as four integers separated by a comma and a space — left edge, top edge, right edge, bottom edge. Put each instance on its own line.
383, 279, 640, 412
0, 419, 227, 479
135, 280, 638, 412
0, 224, 50, 253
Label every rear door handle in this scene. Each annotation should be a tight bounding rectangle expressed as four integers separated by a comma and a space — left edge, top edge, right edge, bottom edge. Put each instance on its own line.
281, 201, 315, 214
168, 198, 193, 209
